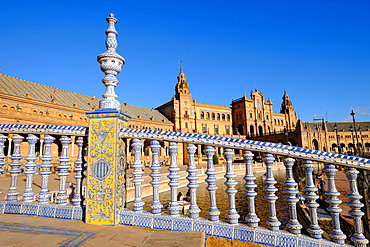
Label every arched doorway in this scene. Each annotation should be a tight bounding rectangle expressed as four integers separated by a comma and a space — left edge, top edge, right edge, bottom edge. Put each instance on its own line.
237, 124, 244, 135
250, 125, 255, 137
312, 139, 319, 150
258, 126, 263, 136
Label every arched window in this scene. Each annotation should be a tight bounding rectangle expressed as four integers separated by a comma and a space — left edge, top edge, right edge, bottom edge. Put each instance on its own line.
206, 112, 210, 120
39, 111, 44, 115
200, 112, 205, 119
227, 114, 230, 121
10, 106, 15, 110
33, 110, 38, 114
58, 114, 62, 118
217, 113, 220, 121
211, 113, 215, 120
2, 105, 8, 109
222, 114, 225, 121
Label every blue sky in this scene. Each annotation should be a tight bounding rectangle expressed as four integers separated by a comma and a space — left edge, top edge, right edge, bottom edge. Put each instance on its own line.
1, 1, 370, 122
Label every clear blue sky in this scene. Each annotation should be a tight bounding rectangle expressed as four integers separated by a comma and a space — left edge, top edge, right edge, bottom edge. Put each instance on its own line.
1, 1, 370, 122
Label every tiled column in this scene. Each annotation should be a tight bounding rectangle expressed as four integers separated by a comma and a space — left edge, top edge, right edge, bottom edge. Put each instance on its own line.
131, 139, 144, 212
205, 145, 220, 221
243, 151, 260, 228
283, 157, 302, 235
72, 137, 84, 206
263, 153, 281, 231
303, 160, 323, 239
56, 136, 71, 205
167, 142, 180, 216
186, 144, 200, 219
224, 148, 239, 224
149, 140, 162, 214
6, 134, 24, 201
38, 135, 55, 203
23, 134, 39, 202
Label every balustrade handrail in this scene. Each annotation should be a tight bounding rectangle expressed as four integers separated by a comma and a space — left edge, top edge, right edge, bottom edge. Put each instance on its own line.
120, 128, 370, 170
0, 124, 88, 136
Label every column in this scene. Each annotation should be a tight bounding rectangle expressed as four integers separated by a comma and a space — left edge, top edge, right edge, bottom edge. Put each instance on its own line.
345, 168, 369, 247
167, 142, 180, 216
6, 134, 24, 201
303, 160, 323, 239
186, 144, 200, 219
205, 145, 220, 221
149, 140, 162, 214
263, 153, 281, 231
283, 157, 302, 235
131, 139, 144, 212
243, 151, 260, 228
38, 135, 55, 203
0, 134, 7, 176
72, 137, 84, 206
7, 135, 12, 157
23, 134, 39, 202
224, 148, 240, 224
324, 164, 346, 244
56, 136, 71, 205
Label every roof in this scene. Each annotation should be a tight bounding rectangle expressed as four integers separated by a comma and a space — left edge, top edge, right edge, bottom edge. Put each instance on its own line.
0, 74, 172, 124
302, 121, 370, 132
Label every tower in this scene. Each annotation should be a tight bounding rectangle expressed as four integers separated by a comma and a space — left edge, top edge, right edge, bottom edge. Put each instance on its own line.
280, 89, 297, 131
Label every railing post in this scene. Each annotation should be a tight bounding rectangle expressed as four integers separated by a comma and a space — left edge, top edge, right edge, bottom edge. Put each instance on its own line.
224, 148, 240, 224
132, 139, 144, 212
345, 168, 369, 247
38, 135, 55, 204
0, 134, 6, 178
323, 163, 346, 244
263, 153, 281, 231
72, 137, 84, 206
205, 145, 220, 221
243, 151, 260, 228
23, 134, 39, 202
283, 157, 302, 235
168, 142, 180, 216
56, 136, 71, 205
149, 140, 162, 214
186, 144, 200, 219
303, 160, 323, 239
6, 134, 24, 201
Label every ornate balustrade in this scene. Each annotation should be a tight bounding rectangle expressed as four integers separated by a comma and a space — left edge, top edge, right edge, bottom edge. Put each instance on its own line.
0, 125, 369, 246
119, 128, 370, 247
0, 124, 88, 220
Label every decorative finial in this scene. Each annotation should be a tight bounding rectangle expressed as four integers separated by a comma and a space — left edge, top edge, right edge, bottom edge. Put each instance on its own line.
97, 13, 125, 110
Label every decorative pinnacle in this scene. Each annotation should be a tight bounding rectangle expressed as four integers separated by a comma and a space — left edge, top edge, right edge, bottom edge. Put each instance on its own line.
97, 13, 125, 110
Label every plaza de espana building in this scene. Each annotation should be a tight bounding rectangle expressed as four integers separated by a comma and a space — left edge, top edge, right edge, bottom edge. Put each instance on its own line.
0, 67, 369, 165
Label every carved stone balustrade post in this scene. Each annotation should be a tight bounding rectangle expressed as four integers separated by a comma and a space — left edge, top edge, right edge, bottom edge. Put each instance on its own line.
23, 134, 39, 202
263, 154, 281, 231
6, 134, 24, 201
303, 160, 323, 239
283, 157, 302, 235
324, 164, 346, 244
56, 136, 71, 205
0, 134, 6, 177
167, 142, 180, 216
186, 144, 200, 219
224, 148, 240, 224
132, 139, 144, 212
242, 151, 260, 228
38, 135, 55, 203
149, 140, 162, 214
205, 145, 220, 221
72, 137, 84, 206
345, 168, 369, 247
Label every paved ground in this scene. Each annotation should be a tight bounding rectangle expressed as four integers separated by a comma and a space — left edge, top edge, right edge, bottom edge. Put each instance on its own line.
0, 214, 205, 247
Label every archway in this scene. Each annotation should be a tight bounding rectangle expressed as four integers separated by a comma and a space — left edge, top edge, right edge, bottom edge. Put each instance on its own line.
312, 139, 319, 150
237, 124, 244, 135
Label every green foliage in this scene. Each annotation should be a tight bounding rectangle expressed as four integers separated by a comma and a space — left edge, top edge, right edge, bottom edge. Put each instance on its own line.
213, 155, 219, 165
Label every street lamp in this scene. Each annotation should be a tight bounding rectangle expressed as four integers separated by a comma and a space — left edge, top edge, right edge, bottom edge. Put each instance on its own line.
349, 125, 357, 155
350, 110, 360, 156
333, 124, 341, 154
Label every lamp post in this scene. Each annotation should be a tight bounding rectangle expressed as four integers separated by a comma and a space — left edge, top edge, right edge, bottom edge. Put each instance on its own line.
333, 124, 341, 154
349, 126, 356, 155
350, 110, 360, 156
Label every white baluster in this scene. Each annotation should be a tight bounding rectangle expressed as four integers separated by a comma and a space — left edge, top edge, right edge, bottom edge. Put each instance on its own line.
72, 137, 84, 206
132, 139, 144, 212
23, 134, 39, 202
263, 153, 281, 231
303, 160, 323, 239
149, 140, 162, 214
56, 136, 71, 205
345, 168, 369, 247
6, 134, 24, 201
283, 157, 302, 235
38, 135, 55, 204
324, 164, 346, 244
0, 134, 7, 176
224, 148, 240, 224
205, 146, 220, 221
243, 151, 260, 228
167, 142, 180, 216
186, 144, 200, 219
